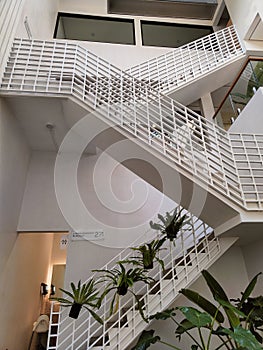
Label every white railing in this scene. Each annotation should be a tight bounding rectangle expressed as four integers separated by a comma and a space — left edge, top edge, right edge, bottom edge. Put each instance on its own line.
1, 38, 256, 210
46, 206, 219, 350
0, 0, 25, 78
230, 133, 263, 210
126, 26, 244, 95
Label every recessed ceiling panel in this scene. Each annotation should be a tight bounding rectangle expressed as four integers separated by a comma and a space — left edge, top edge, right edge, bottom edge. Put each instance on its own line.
108, 0, 218, 20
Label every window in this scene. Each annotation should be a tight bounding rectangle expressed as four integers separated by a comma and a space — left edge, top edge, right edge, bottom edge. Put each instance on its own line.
141, 21, 213, 48
54, 13, 135, 45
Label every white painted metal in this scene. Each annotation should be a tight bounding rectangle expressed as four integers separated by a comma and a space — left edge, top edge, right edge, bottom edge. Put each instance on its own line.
126, 26, 244, 95
1, 37, 260, 210
0, 27, 257, 350
230, 132, 263, 210
0, 0, 25, 79
46, 206, 221, 350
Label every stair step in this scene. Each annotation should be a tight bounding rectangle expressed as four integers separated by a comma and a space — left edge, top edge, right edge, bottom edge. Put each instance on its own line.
174, 255, 192, 266
106, 307, 131, 329
107, 316, 128, 328
90, 334, 109, 347
162, 268, 178, 280
186, 241, 206, 254
149, 280, 161, 294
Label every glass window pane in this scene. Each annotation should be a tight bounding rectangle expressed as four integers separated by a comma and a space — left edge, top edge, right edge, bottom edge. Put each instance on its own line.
55, 14, 135, 45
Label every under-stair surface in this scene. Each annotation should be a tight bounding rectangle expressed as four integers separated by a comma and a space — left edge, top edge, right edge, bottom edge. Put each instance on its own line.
126, 26, 246, 104
1, 36, 262, 226
46, 206, 238, 350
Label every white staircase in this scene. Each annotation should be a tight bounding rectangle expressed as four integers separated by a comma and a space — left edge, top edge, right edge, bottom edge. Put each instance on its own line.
126, 26, 245, 104
46, 207, 238, 350
1, 36, 262, 223
0, 27, 261, 350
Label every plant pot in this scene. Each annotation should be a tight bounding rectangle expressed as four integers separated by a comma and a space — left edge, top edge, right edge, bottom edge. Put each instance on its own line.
144, 261, 154, 269
69, 303, 82, 319
117, 284, 128, 296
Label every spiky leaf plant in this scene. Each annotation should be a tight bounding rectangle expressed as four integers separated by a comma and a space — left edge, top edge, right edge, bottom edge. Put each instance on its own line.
149, 207, 190, 243
93, 262, 154, 321
51, 279, 103, 323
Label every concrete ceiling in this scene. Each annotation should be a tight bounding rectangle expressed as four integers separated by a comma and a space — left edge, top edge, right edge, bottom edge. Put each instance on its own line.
6, 96, 93, 152
107, 0, 218, 20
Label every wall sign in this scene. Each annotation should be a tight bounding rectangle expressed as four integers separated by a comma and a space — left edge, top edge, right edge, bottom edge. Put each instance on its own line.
71, 230, 104, 241
60, 235, 69, 250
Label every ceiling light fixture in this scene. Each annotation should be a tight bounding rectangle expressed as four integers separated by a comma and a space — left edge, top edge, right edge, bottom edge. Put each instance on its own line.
46, 123, 59, 151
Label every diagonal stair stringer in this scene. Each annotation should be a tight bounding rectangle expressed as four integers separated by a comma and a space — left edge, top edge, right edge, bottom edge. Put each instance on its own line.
101, 236, 238, 350
0, 37, 257, 223
126, 25, 246, 104
47, 212, 238, 350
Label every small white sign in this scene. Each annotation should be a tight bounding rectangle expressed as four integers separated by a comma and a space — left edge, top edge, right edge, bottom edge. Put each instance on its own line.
71, 230, 104, 241
60, 235, 69, 250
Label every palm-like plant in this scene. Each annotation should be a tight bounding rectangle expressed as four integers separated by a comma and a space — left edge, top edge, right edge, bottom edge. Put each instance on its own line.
94, 262, 154, 321
51, 279, 103, 323
149, 208, 189, 243
121, 237, 166, 270
131, 270, 263, 350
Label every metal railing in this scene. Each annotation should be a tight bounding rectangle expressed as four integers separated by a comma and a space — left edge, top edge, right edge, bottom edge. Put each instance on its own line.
1, 38, 257, 209
0, 0, 25, 78
230, 132, 263, 210
126, 26, 244, 95
46, 206, 220, 350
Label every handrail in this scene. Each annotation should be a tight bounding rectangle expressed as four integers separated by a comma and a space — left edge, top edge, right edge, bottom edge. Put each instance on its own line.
0, 30, 258, 350
47, 205, 216, 349
126, 26, 244, 95
1, 37, 260, 209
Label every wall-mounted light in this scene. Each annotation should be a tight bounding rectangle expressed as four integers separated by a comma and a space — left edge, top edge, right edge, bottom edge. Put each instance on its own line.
40, 283, 49, 296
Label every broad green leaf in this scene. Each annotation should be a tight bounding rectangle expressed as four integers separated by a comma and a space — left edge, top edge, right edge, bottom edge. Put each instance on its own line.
85, 307, 103, 324
217, 298, 246, 318
202, 270, 240, 327
178, 306, 212, 328
131, 330, 160, 350
221, 326, 263, 350
180, 289, 224, 323
149, 308, 176, 320
240, 272, 262, 306
175, 319, 195, 338
202, 270, 228, 302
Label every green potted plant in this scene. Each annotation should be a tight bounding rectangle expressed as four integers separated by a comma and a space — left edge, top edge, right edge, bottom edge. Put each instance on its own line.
94, 262, 154, 321
121, 237, 166, 270
50, 279, 103, 323
150, 208, 189, 243
131, 270, 263, 350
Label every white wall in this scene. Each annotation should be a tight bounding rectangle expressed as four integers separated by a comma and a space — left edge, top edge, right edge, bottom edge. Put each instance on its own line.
242, 238, 263, 295
229, 87, 263, 133
0, 233, 54, 350
64, 240, 121, 288
133, 245, 249, 350
15, 0, 59, 40
57, 0, 212, 70
70, 41, 172, 70
0, 97, 32, 347
225, 0, 263, 54
19, 150, 175, 248
0, 98, 30, 274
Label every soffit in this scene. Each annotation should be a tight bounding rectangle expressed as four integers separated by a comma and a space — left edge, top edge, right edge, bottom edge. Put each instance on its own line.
107, 0, 218, 20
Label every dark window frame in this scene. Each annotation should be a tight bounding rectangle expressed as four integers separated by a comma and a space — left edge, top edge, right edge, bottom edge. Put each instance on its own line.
54, 12, 135, 45
140, 20, 213, 47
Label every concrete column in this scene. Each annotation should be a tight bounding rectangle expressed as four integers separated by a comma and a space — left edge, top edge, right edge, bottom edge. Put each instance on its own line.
201, 93, 215, 121
134, 18, 142, 46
